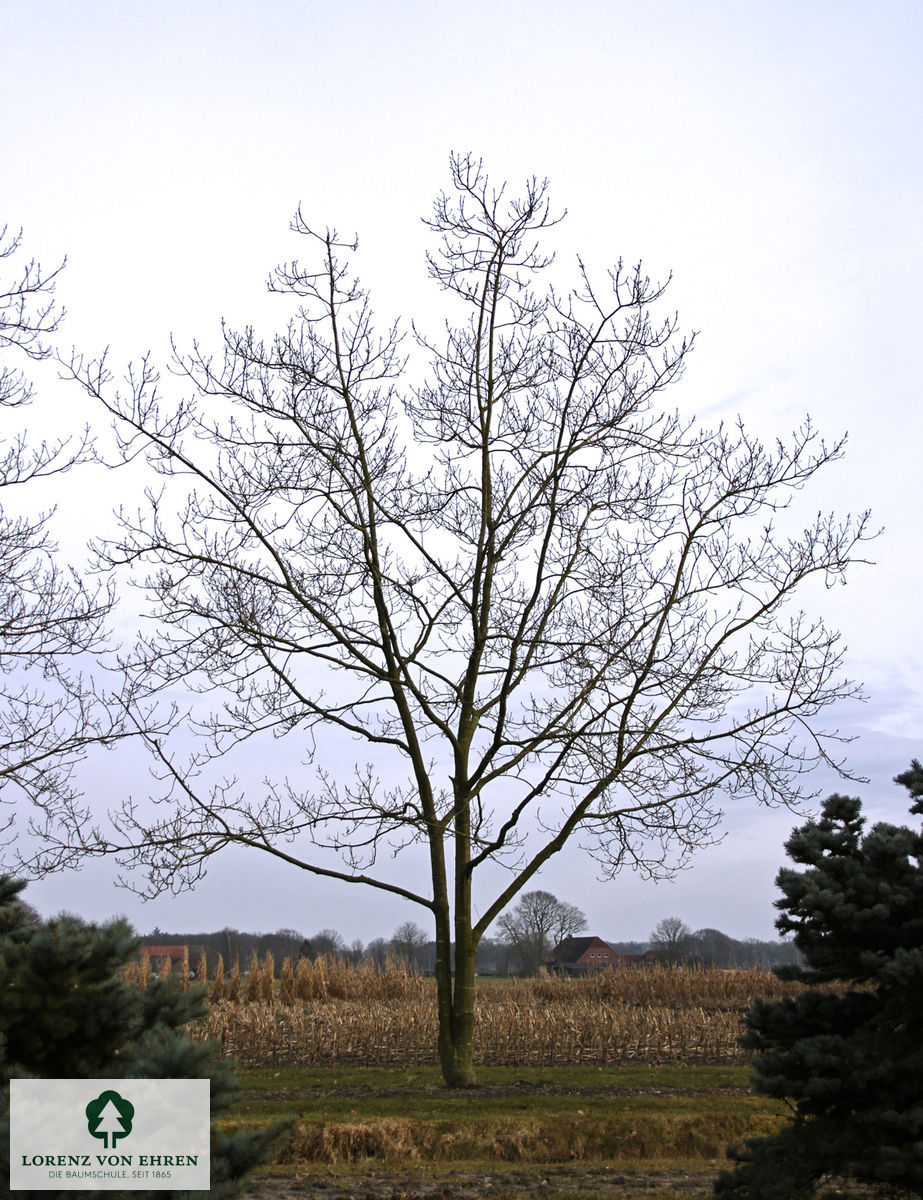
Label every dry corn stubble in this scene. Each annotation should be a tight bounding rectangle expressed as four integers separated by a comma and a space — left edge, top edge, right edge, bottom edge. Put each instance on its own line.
177, 960, 803, 1068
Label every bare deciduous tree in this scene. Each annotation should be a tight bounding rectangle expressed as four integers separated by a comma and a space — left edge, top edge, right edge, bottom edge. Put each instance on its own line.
389, 920, 429, 967
0, 226, 117, 833
364, 937, 390, 969
498, 889, 587, 975
25, 156, 871, 1085
649, 916, 695, 965
304, 928, 345, 960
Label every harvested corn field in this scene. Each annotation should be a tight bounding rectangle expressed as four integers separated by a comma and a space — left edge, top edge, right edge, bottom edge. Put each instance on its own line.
171, 962, 807, 1068
194, 995, 746, 1067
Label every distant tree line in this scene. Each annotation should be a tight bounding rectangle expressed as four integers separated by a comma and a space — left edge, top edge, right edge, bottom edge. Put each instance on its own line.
644, 918, 802, 970
144, 896, 800, 976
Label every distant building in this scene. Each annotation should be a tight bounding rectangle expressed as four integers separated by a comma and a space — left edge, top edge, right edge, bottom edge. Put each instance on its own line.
547, 936, 665, 973
547, 936, 616, 974
140, 944, 207, 977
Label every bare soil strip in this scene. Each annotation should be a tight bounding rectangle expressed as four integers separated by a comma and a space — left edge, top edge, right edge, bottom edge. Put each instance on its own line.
244, 1164, 712, 1199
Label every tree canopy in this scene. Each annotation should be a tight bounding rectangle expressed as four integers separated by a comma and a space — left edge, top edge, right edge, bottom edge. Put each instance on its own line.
8, 155, 871, 1085
0, 226, 120, 831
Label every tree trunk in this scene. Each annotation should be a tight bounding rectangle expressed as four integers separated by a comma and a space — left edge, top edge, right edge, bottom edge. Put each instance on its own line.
433, 798, 478, 1087
439, 932, 477, 1087
436, 958, 477, 1086
434, 902, 460, 1084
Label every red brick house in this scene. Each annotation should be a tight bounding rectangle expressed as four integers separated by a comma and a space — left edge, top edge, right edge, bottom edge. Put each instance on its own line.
547, 936, 621, 974
547, 937, 664, 974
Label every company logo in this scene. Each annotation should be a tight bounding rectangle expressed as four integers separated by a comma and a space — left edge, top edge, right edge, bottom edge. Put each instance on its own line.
86, 1090, 135, 1150
10, 1078, 210, 1190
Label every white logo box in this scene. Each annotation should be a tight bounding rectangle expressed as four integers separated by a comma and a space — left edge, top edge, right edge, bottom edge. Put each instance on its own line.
10, 1079, 210, 1191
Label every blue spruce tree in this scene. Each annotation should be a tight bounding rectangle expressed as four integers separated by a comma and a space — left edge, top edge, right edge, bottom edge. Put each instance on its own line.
715, 762, 923, 1198
0, 876, 287, 1198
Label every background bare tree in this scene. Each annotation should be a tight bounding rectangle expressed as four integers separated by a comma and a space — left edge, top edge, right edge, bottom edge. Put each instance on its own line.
389, 920, 429, 968
649, 916, 695, 965
25, 155, 871, 1085
0, 225, 118, 837
302, 928, 345, 960
364, 937, 391, 969
498, 889, 587, 975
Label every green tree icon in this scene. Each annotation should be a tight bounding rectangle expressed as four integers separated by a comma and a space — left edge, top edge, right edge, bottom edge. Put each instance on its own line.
86, 1090, 134, 1149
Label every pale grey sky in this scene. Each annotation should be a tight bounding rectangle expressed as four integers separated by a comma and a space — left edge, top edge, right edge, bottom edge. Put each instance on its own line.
2, 1, 921, 943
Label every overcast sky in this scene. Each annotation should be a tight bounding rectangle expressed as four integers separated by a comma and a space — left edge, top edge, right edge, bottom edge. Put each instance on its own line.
3, 1, 921, 945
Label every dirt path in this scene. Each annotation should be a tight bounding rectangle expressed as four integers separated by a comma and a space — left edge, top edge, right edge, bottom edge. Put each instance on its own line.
238, 1080, 750, 1103
244, 1165, 711, 1199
